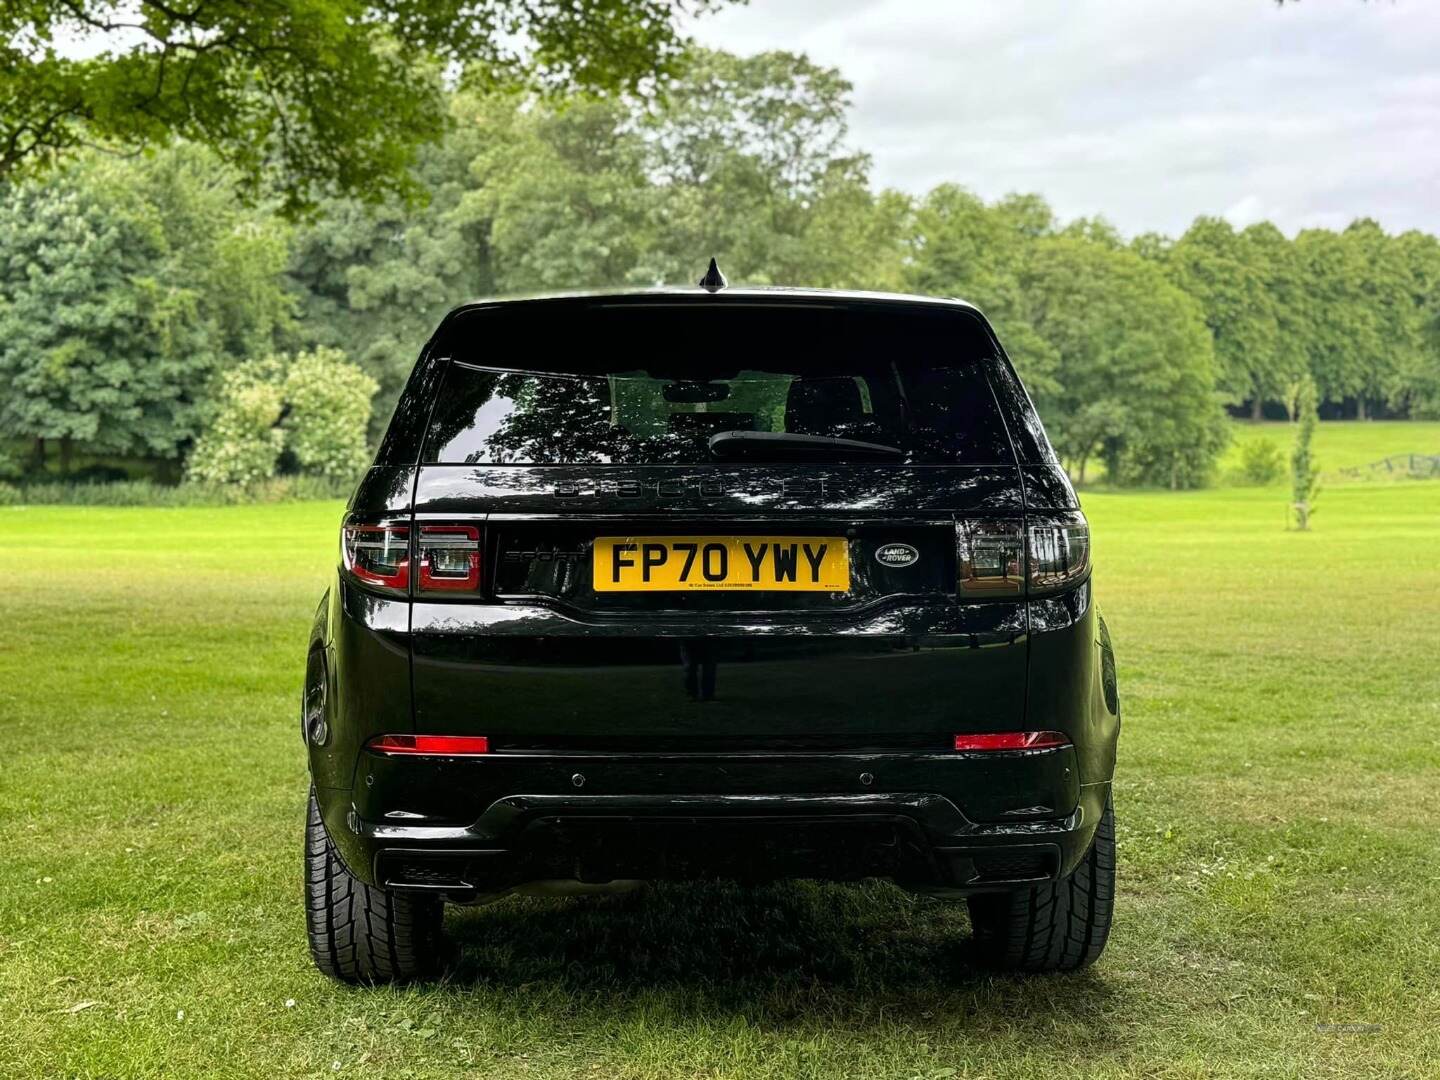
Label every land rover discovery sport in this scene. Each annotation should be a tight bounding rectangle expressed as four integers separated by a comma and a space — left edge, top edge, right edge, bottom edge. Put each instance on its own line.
302, 280, 1120, 982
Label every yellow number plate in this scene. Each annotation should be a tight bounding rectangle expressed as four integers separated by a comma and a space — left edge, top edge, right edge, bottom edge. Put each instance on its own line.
593, 536, 850, 592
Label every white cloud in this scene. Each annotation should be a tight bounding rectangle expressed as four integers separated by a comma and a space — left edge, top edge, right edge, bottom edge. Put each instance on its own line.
691, 0, 1440, 237
1223, 194, 1267, 229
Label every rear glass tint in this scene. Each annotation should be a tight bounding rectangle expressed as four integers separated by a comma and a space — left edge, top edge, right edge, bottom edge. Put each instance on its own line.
423, 303, 1014, 466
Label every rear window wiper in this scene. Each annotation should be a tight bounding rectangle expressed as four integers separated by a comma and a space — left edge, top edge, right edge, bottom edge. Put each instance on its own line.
707, 431, 905, 462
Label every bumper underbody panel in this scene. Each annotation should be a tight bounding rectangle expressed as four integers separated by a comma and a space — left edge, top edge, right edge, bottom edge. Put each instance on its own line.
315, 771, 1110, 901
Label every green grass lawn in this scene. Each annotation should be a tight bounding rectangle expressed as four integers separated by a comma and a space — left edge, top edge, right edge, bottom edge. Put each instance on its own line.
3, 486, 1439, 1078
1219, 419, 1440, 480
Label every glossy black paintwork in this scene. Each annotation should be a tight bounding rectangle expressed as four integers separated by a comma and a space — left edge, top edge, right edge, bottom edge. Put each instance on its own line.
307, 287, 1119, 897
1028, 581, 1120, 797
409, 602, 1029, 742
413, 464, 1024, 516
309, 583, 411, 794
1019, 464, 1080, 511
348, 465, 416, 520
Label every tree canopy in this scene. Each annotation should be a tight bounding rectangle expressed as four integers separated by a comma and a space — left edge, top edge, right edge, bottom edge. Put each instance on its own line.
3, 46, 1440, 490
0, 146, 289, 465
0, 0, 726, 213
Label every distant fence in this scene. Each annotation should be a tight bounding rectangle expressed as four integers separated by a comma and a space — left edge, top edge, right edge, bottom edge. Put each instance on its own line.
1332, 454, 1440, 482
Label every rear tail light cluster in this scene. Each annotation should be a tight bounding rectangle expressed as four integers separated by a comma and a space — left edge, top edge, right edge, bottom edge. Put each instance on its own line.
957, 520, 1025, 598
343, 525, 409, 592
341, 521, 484, 597
956, 512, 1090, 599
418, 525, 480, 591
1027, 512, 1090, 594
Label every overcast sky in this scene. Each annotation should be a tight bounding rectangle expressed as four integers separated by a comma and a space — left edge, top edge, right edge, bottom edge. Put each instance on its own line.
689, 0, 1439, 238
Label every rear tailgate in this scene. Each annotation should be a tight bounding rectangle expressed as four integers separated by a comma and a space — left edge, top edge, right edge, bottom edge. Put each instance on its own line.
404, 297, 1032, 749
410, 464, 1027, 745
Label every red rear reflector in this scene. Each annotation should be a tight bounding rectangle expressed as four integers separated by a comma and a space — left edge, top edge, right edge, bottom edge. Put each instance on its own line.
953, 731, 1069, 752
368, 734, 491, 756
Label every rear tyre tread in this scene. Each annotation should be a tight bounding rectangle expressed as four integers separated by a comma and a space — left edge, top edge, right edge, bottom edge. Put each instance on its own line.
967, 795, 1115, 973
305, 786, 444, 983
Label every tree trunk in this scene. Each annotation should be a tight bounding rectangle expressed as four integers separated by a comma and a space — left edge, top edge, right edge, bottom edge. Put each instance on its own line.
33, 436, 46, 471
1250, 397, 1263, 422
1357, 397, 1367, 421
59, 436, 73, 477
1077, 456, 1088, 487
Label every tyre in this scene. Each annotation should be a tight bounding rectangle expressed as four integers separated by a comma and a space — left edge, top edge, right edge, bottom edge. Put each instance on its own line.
967, 795, 1115, 973
304, 786, 445, 983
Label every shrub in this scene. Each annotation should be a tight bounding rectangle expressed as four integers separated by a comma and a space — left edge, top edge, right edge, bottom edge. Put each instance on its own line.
283, 347, 379, 481
7, 476, 353, 506
186, 358, 287, 485
1239, 437, 1284, 485
187, 348, 377, 485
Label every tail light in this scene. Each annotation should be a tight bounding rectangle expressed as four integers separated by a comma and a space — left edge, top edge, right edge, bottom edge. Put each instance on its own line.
417, 525, 481, 592
1026, 511, 1090, 596
956, 513, 1090, 599
953, 731, 1070, 751
957, 520, 1025, 597
342, 524, 409, 594
368, 734, 491, 756
341, 521, 485, 597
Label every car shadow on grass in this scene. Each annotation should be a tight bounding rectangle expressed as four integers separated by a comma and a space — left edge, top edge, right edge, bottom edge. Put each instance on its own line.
440, 879, 1122, 1040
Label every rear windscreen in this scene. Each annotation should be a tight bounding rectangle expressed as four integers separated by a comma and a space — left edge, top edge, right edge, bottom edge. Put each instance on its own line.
422, 304, 1015, 466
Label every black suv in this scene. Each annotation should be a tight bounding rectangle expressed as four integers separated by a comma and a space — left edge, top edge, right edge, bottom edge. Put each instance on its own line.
302, 281, 1119, 982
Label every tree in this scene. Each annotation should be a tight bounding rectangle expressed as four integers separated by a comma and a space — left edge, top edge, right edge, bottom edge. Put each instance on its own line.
0, 146, 292, 469
0, 155, 210, 467
288, 51, 902, 430
471, 94, 655, 291
1239, 221, 1314, 417
1295, 227, 1382, 417
1289, 374, 1319, 530
287, 92, 501, 431
284, 347, 379, 479
184, 357, 288, 485
904, 185, 1061, 403
1016, 237, 1227, 488
1059, 215, 1125, 250
631, 48, 894, 289
1159, 217, 1281, 419
1341, 218, 1424, 418
1393, 230, 1440, 418
130, 143, 295, 359
0, 1, 728, 214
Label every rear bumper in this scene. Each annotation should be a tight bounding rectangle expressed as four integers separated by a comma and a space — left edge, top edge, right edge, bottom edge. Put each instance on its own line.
315, 753, 1109, 900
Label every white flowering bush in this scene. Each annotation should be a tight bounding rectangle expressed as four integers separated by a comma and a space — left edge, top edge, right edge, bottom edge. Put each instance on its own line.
186, 359, 287, 484
186, 348, 376, 485
283, 347, 379, 481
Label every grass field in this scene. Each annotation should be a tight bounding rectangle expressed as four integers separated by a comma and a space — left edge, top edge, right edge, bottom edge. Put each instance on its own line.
1218, 419, 1440, 480
3, 484, 1439, 1078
